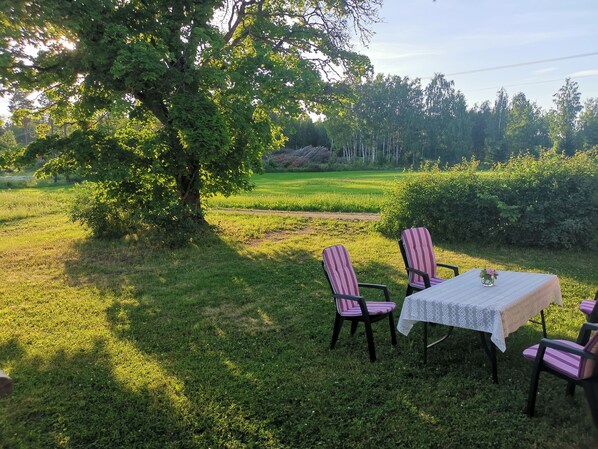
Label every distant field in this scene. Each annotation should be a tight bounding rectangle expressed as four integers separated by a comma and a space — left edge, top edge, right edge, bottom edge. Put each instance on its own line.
2, 170, 407, 213
208, 170, 409, 212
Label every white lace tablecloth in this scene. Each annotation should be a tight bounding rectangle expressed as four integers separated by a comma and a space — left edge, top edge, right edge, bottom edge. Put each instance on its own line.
397, 269, 562, 352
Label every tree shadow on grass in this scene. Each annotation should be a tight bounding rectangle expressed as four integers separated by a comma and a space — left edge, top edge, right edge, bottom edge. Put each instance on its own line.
50, 228, 469, 448
32, 224, 596, 448
0, 338, 226, 449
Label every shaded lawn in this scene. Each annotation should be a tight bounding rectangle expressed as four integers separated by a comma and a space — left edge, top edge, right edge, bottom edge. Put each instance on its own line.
0, 191, 597, 448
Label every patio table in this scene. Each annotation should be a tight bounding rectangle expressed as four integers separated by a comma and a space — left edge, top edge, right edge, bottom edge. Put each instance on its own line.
397, 269, 562, 382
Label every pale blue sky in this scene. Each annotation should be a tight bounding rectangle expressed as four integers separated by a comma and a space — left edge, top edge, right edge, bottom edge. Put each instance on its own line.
1, 1, 596, 118
359, 0, 598, 110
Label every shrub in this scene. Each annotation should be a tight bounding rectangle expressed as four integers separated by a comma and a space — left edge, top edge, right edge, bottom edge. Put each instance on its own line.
71, 179, 205, 246
379, 150, 598, 249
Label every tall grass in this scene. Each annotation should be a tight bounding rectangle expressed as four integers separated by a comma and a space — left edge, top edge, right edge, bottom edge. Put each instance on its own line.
0, 186, 596, 448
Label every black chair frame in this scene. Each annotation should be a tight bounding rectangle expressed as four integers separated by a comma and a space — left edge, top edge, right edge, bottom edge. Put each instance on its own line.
322, 263, 397, 362
526, 322, 598, 426
584, 291, 598, 323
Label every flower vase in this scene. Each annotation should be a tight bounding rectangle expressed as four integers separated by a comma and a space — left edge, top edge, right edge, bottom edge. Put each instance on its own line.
481, 278, 495, 287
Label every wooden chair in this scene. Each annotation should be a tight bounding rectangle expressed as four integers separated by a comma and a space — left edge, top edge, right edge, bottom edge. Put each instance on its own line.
322, 244, 397, 362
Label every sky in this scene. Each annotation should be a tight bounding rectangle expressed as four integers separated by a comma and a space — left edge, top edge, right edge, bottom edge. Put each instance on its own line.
358, 0, 598, 110
1, 1, 597, 118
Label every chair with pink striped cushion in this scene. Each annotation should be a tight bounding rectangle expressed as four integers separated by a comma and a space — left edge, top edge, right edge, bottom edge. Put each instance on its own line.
322, 244, 397, 362
579, 291, 598, 322
398, 227, 459, 297
522, 322, 598, 425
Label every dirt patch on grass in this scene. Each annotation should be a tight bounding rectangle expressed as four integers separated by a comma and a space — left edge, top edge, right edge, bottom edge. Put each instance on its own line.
246, 226, 315, 246
212, 207, 380, 221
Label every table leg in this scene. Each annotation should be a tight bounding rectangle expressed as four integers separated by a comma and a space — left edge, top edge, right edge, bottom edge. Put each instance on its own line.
529, 309, 547, 338
422, 322, 454, 365
478, 332, 498, 384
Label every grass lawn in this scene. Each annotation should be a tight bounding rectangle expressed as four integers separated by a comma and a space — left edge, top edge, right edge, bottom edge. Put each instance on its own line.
207, 170, 409, 212
1, 183, 597, 448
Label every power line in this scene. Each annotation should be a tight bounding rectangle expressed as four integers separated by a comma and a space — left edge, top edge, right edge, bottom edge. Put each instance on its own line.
460, 72, 598, 94
429, 52, 598, 78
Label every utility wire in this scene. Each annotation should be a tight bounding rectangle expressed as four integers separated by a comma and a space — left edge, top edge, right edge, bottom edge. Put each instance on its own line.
460, 72, 598, 93
441, 52, 598, 77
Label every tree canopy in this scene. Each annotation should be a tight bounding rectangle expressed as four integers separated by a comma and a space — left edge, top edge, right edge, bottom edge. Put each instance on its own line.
1, 0, 380, 237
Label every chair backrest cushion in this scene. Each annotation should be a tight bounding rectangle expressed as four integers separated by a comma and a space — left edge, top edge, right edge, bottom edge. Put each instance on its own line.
322, 245, 360, 314
580, 331, 598, 379
400, 227, 437, 285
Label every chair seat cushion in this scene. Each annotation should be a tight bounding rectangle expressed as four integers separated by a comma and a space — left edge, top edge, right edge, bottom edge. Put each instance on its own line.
340, 301, 396, 317
580, 300, 596, 315
409, 277, 445, 291
523, 340, 584, 380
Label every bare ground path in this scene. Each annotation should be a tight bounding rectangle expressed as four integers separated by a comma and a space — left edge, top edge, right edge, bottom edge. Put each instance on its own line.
211, 208, 380, 221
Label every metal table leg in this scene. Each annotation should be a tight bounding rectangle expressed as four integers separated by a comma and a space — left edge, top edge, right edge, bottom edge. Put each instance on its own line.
423, 322, 454, 364
479, 332, 498, 384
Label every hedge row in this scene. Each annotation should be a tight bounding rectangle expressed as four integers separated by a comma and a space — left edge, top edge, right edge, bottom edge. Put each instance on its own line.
378, 150, 598, 249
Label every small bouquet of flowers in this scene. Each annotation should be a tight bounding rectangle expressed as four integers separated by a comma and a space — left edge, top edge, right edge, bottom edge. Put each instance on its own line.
480, 267, 498, 286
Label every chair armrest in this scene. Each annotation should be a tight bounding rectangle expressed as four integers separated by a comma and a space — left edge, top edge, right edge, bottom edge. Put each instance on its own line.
406, 267, 431, 289
576, 322, 598, 345
332, 293, 371, 318
436, 262, 459, 276
332, 293, 364, 302
358, 283, 391, 301
538, 338, 598, 360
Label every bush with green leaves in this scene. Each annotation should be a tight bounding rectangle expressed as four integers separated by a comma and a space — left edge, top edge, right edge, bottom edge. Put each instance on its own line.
28, 119, 207, 243
379, 150, 598, 249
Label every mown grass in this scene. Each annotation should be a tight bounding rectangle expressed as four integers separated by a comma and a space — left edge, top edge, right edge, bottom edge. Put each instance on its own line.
207, 170, 409, 212
0, 185, 597, 448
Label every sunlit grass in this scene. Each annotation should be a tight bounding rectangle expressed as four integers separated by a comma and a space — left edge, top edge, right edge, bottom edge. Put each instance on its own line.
0, 186, 596, 448
207, 170, 409, 212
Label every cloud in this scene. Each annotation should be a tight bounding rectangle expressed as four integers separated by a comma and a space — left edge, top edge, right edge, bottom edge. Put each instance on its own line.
568, 69, 598, 78
534, 67, 556, 75
363, 42, 441, 61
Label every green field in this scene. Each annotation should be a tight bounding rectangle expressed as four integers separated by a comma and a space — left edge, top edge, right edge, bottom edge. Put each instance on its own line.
207, 170, 409, 212
0, 182, 597, 448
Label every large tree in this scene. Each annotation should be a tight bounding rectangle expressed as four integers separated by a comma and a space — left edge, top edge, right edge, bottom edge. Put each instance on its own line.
1, 0, 379, 235
578, 98, 598, 150
505, 92, 549, 156
423, 73, 470, 163
549, 78, 582, 156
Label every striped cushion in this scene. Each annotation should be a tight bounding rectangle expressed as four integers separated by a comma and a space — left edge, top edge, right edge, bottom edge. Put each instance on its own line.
580, 300, 596, 316
409, 277, 445, 291
401, 227, 438, 286
341, 301, 396, 317
523, 340, 584, 380
581, 332, 598, 379
323, 245, 360, 314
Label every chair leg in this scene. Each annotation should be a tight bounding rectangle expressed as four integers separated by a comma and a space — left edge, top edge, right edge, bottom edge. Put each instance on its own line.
582, 381, 598, 427
330, 314, 344, 349
566, 381, 576, 396
350, 320, 359, 336
363, 318, 376, 362
526, 365, 542, 416
388, 312, 397, 346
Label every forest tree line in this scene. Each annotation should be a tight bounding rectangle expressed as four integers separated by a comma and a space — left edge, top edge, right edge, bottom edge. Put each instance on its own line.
284, 74, 598, 167
2, 74, 598, 172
